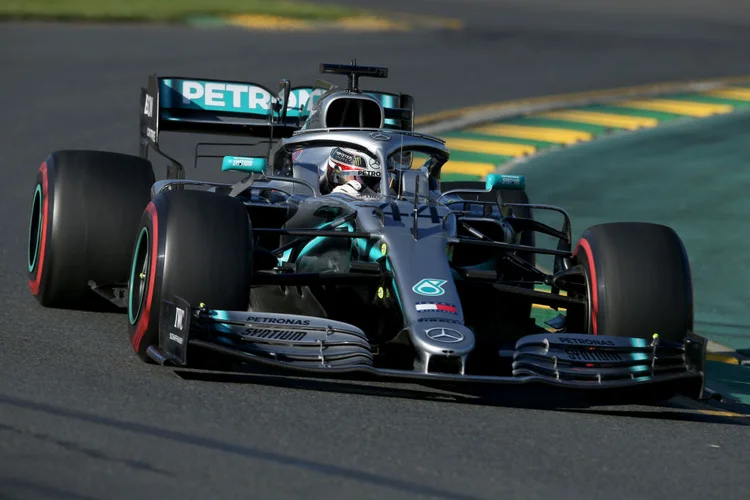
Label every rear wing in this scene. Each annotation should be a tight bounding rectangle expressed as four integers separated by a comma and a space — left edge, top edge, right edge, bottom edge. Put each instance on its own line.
139, 75, 307, 150
138, 71, 416, 181
139, 74, 415, 150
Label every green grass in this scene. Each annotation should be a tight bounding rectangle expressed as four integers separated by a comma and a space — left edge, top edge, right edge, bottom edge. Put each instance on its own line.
0, 0, 364, 22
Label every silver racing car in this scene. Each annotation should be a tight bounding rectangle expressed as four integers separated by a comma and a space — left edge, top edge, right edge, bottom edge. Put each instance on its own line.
26, 62, 707, 402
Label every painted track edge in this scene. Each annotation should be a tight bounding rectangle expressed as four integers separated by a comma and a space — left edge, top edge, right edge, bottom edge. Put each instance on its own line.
416, 74, 750, 135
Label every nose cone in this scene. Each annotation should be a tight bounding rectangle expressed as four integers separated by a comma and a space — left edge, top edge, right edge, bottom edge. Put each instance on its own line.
408, 322, 475, 357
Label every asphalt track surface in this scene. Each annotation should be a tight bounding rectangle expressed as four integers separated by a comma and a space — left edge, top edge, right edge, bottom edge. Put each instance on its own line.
3, 1, 750, 498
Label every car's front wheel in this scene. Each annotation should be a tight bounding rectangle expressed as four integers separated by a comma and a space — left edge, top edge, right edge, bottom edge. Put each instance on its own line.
127, 189, 254, 362
567, 222, 693, 342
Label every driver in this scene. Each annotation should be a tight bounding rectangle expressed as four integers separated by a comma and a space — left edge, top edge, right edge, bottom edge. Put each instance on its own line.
320, 147, 384, 197
320, 147, 411, 197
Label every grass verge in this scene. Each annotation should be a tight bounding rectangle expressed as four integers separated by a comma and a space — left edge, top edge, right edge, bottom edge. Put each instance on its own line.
0, 0, 365, 22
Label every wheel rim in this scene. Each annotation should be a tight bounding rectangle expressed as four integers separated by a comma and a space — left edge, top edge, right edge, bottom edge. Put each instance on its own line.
27, 185, 43, 273
128, 227, 150, 325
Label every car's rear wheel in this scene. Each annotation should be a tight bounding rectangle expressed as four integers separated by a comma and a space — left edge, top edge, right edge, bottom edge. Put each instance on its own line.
567, 222, 693, 342
27, 150, 155, 309
127, 189, 254, 362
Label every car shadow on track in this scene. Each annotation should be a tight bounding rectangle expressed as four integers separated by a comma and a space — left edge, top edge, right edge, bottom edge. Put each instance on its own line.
0, 393, 485, 500
0, 476, 100, 500
172, 369, 750, 427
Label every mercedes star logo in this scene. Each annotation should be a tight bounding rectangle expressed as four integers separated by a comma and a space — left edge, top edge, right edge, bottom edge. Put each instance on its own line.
370, 131, 391, 141
425, 327, 464, 343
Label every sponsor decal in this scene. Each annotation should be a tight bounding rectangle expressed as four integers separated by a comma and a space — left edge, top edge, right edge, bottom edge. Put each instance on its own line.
231, 157, 257, 167
358, 170, 382, 177
371, 132, 391, 141
146, 127, 157, 142
416, 302, 457, 314
336, 168, 381, 178
413, 278, 447, 296
174, 307, 185, 330
498, 175, 523, 187
169, 333, 184, 345
156, 81, 406, 120
143, 94, 154, 117
241, 328, 307, 342
245, 316, 311, 325
417, 318, 461, 324
160, 79, 311, 116
183, 81, 270, 110
425, 327, 464, 343
565, 348, 622, 362
331, 148, 355, 165
558, 337, 616, 346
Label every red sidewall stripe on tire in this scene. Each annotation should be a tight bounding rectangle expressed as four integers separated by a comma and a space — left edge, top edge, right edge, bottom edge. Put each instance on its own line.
28, 162, 49, 296
574, 238, 599, 335
131, 202, 158, 352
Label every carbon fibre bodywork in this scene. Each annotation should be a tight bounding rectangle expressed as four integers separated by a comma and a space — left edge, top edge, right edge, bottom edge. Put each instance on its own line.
132, 62, 706, 401
137, 125, 706, 401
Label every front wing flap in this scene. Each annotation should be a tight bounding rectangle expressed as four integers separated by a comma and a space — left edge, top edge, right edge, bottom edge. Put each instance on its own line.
512, 332, 703, 383
157, 297, 374, 369
155, 299, 706, 400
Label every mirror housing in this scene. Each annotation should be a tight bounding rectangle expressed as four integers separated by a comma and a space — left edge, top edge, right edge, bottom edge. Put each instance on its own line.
222, 156, 267, 174
486, 173, 525, 191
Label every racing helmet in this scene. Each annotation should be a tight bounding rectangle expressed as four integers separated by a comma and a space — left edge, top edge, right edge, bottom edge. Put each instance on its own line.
326, 147, 385, 192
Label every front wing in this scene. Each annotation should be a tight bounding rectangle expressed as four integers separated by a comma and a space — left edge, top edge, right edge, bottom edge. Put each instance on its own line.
152, 297, 707, 400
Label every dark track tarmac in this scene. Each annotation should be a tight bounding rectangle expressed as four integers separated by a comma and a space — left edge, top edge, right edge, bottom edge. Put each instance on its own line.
2, 2, 750, 498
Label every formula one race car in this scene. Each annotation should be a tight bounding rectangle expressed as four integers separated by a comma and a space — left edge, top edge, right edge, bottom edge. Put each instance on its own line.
26, 61, 707, 402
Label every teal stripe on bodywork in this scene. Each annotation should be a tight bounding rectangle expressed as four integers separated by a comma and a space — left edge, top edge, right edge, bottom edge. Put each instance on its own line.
279, 248, 293, 264
297, 221, 355, 259
297, 236, 325, 259
208, 309, 239, 334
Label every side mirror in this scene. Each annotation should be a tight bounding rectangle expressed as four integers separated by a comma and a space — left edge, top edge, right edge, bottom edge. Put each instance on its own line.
485, 173, 525, 191
222, 156, 267, 174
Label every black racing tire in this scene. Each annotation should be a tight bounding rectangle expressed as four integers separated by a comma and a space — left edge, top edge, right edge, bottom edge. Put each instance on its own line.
127, 189, 253, 362
569, 222, 693, 342
27, 150, 155, 309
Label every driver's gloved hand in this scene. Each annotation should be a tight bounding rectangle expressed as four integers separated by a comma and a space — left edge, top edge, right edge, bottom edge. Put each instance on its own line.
332, 180, 365, 197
